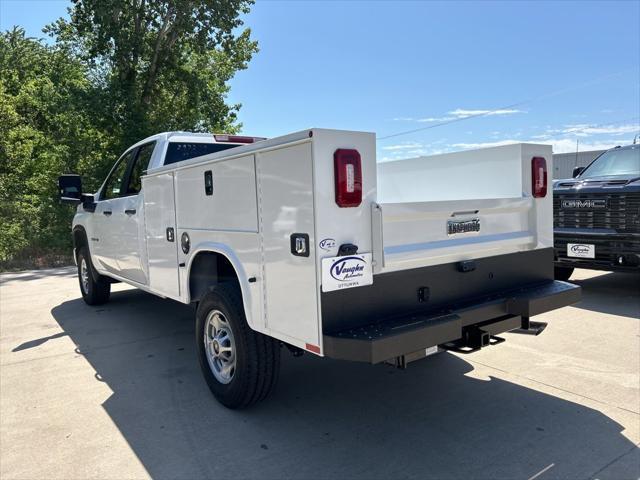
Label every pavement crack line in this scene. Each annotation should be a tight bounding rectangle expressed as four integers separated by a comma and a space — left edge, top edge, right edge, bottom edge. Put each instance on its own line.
465, 357, 640, 416
584, 443, 640, 480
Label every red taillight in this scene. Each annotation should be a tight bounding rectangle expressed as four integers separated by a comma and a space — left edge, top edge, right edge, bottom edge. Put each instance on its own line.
532, 156, 547, 198
213, 134, 266, 144
334, 149, 362, 207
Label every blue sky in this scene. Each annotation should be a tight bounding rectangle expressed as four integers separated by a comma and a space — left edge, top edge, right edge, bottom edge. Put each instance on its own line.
2, 0, 639, 159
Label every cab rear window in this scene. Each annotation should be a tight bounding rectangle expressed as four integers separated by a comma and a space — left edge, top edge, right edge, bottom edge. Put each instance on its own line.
164, 142, 239, 165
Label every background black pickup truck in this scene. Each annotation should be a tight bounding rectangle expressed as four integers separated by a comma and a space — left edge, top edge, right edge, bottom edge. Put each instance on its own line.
553, 144, 640, 281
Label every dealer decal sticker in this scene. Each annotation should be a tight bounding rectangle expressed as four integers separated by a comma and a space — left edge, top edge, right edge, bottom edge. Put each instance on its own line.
318, 238, 336, 252
321, 253, 373, 292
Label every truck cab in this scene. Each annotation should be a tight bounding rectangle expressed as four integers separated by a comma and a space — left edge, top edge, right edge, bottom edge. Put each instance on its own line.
70, 132, 264, 285
553, 144, 640, 280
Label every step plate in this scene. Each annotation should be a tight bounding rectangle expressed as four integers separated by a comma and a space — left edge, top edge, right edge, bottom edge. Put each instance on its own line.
324, 313, 461, 364
323, 280, 580, 364
506, 280, 581, 317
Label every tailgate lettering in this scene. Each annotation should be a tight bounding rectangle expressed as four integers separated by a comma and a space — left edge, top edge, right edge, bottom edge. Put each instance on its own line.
447, 218, 481, 236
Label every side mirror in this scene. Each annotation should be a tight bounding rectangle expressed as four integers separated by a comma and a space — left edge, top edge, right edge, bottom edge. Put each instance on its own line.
572, 166, 585, 178
58, 174, 82, 204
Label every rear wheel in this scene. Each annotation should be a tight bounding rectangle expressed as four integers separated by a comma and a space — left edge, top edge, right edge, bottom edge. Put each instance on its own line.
554, 266, 574, 282
196, 284, 280, 409
77, 247, 111, 305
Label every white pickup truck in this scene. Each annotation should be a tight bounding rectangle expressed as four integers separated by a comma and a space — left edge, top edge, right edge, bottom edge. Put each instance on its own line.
59, 129, 580, 408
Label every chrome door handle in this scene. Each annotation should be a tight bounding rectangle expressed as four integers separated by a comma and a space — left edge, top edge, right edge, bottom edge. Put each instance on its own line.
124, 209, 136, 215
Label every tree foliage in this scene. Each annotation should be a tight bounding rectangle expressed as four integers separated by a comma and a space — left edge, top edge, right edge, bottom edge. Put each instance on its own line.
47, 0, 257, 150
0, 0, 257, 266
0, 28, 105, 262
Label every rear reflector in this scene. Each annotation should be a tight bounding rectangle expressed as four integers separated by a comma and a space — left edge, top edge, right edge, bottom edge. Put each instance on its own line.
305, 343, 321, 354
334, 149, 362, 207
531, 156, 547, 198
214, 134, 266, 144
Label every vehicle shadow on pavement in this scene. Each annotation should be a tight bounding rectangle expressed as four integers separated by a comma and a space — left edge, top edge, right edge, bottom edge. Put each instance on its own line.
12, 332, 68, 352
50, 289, 638, 480
570, 272, 640, 319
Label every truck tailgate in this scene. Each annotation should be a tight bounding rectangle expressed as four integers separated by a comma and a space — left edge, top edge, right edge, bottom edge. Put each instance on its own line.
373, 197, 535, 272
373, 143, 553, 273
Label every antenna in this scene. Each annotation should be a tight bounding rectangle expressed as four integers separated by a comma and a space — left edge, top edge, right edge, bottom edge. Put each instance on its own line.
633, 134, 639, 144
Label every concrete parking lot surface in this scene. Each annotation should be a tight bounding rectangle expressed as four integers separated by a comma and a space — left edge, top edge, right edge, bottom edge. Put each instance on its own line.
1, 268, 639, 479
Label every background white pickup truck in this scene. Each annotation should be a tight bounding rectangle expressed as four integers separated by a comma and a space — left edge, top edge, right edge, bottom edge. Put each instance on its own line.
59, 128, 580, 408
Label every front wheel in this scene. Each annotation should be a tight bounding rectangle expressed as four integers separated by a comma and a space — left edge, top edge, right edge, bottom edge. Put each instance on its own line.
554, 266, 574, 282
77, 247, 111, 305
196, 284, 280, 409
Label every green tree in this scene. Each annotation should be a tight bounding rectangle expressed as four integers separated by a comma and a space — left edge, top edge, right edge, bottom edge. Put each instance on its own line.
47, 0, 258, 151
0, 28, 106, 264
0, 1, 257, 267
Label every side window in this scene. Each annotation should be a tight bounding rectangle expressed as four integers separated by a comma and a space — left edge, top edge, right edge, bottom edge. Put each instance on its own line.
101, 151, 134, 200
164, 142, 238, 165
126, 142, 156, 195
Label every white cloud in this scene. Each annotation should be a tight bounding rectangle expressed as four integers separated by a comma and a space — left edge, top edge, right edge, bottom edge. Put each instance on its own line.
534, 123, 639, 139
545, 139, 623, 154
448, 108, 524, 118
381, 142, 424, 151
391, 117, 417, 122
392, 108, 524, 123
380, 119, 635, 161
378, 144, 448, 162
451, 140, 521, 150
390, 116, 453, 122
417, 116, 453, 123
406, 148, 444, 156
451, 138, 623, 154
561, 123, 639, 137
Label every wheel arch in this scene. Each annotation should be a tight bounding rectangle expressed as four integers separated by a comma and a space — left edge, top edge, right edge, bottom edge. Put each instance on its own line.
72, 226, 88, 262
186, 244, 257, 329
72, 225, 107, 283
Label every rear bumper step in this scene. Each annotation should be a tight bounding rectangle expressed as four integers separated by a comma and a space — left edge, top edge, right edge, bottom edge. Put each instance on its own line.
323, 280, 580, 364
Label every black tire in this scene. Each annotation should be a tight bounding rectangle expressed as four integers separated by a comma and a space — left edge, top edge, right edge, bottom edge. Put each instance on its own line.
77, 246, 111, 305
196, 284, 280, 409
554, 266, 574, 282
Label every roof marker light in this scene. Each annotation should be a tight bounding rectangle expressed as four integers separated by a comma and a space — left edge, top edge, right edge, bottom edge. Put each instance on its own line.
213, 135, 266, 144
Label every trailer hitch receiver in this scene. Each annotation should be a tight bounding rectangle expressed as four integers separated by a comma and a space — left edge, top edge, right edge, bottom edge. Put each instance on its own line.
441, 315, 521, 354
442, 325, 506, 354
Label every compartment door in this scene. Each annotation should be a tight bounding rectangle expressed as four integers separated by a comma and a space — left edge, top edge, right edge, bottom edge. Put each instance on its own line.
143, 172, 180, 299
258, 143, 320, 348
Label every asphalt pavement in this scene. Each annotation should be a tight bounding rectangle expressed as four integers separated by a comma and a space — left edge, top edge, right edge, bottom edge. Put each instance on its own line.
0, 267, 638, 479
